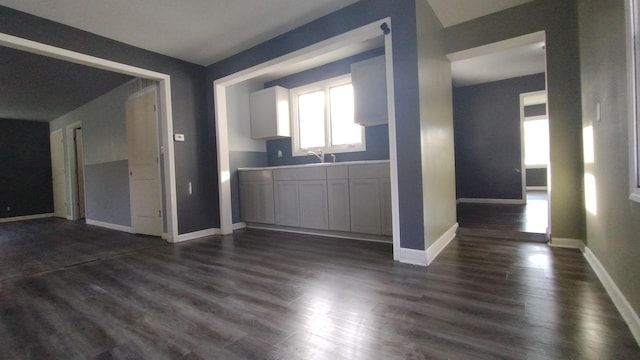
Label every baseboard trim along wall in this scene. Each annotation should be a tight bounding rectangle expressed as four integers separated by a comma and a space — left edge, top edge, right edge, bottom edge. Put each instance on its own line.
549, 237, 585, 250
526, 186, 548, 191
456, 198, 526, 205
399, 247, 427, 266
547, 236, 640, 346
232, 222, 247, 230
583, 246, 640, 346
426, 222, 459, 265
246, 224, 393, 243
85, 219, 132, 233
172, 228, 221, 243
0, 213, 54, 223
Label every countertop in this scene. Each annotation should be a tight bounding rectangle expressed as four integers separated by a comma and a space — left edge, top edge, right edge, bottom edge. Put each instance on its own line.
238, 159, 390, 171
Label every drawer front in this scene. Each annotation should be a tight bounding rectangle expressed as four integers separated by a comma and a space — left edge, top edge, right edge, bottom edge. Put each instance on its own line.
348, 163, 389, 179
326, 165, 348, 179
239, 170, 272, 182
274, 167, 327, 181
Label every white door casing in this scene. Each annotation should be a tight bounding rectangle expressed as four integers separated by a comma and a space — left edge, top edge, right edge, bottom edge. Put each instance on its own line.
75, 128, 86, 219
126, 87, 162, 236
50, 129, 66, 218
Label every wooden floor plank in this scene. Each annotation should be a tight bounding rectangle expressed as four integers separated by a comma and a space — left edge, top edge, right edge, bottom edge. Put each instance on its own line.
0, 218, 638, 359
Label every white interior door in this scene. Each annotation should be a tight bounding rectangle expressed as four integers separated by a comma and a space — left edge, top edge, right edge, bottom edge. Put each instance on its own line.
74, 128, 86, 219
50, 129, 66, 218
126, 87, 162, 236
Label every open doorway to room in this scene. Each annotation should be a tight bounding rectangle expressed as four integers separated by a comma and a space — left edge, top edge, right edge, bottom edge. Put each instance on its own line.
449, 31, 549, 240
0, 33, 179, 240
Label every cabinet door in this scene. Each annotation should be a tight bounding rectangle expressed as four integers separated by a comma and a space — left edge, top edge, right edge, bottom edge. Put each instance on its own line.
250, 86, 290, 139
240, 181, 274, 224
327, 179, 350, 231
351, 56, 387, 126
240, 182, 256, 222
255, 181, 275, 224
299, 180, 329, 230
380, 178, 392, 236
274, 181, 300, 227
349, 178, 381, 234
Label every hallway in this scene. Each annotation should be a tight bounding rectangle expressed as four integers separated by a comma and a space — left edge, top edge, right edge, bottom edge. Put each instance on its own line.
457, 191, 549, 241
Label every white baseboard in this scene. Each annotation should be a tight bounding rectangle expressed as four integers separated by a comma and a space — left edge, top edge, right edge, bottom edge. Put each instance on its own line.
399, 247, 427, 266
583, 246, 640, 346
85, 219, 132, 233
233, 222, 247, 230
245, 224, 392, 243
426, 222, 458, 265
549, 237, 585, 250
526, 186, 548, 191
171, 228, 221, 243
0, 213, 54, 223
456, 198, 526, 205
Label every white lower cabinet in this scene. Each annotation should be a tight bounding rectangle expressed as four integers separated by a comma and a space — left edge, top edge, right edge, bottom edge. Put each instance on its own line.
327, 179, 350, 231
327, 165, 350, 231
380, 178, 392, 236
349, 178, 382, 234
240, 162, 391, 237
299, 181, 328, 230
274, 181, 300, 227
239, 180, 274, 224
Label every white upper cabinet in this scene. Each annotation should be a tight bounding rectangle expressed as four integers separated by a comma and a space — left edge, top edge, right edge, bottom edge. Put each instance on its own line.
250, 86, 290, 139
351, 55, 388, 126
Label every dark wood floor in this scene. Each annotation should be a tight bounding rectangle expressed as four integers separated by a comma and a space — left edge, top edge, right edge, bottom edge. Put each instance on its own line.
1, 219, 638, 359
457, 191, 549, 242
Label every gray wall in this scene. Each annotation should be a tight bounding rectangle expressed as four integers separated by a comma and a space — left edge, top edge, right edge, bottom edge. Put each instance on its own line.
578, 0, 640, 317
207, 0, 428, 250
416, 0, 457, 250
443, 0, 585, 241
0, 5, 216, 235
453, 73, 546, 199
0, 119, 53, 218
50, 82, 132, 226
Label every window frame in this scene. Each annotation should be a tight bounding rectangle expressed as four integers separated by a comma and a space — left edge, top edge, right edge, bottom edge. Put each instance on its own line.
290, 74, 366, 157
627, 0, 640, 202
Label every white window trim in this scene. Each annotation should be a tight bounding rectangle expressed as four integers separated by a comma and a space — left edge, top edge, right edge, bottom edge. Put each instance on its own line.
290, 74, 366, 156
523, 115, 549, 169
627, 0, 640, 202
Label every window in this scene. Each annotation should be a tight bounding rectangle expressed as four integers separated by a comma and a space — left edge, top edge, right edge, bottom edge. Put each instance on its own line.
524, 116, 550, 168
628, 0, 640, 201
290, 74, 365, 156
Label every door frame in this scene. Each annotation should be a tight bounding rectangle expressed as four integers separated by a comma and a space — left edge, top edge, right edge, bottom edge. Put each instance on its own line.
65, 121, 85, 220
213, 18, 401, 260
0, 32, 179, 241
50, 128, 66, 218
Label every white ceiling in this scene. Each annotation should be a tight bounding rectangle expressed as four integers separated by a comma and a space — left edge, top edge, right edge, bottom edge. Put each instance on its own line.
0, 0, 359, 66
426, 0, 534, 27
0, 0, 539, 66
448, 32, 546, 87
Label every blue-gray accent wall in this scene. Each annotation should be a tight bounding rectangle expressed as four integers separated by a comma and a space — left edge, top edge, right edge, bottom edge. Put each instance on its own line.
453, 73, 546, 200
207, 0, 426, 250
0, 119, 53, 218
0, 5, 217, 234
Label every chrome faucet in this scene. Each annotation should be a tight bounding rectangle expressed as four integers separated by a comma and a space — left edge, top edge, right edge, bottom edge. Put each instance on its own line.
307, 150, 324, 163
330, 154, 336, 163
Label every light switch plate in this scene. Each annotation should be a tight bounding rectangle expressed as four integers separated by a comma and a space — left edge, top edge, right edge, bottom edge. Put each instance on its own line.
174, 134, 185, 142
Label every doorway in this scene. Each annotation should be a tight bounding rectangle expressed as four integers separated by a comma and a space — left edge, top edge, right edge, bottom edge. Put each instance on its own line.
449, 31, 550, 239
0, 32, 180, 241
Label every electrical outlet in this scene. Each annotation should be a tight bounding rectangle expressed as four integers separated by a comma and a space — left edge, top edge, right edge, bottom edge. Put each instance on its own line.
6, 206, 10, 212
